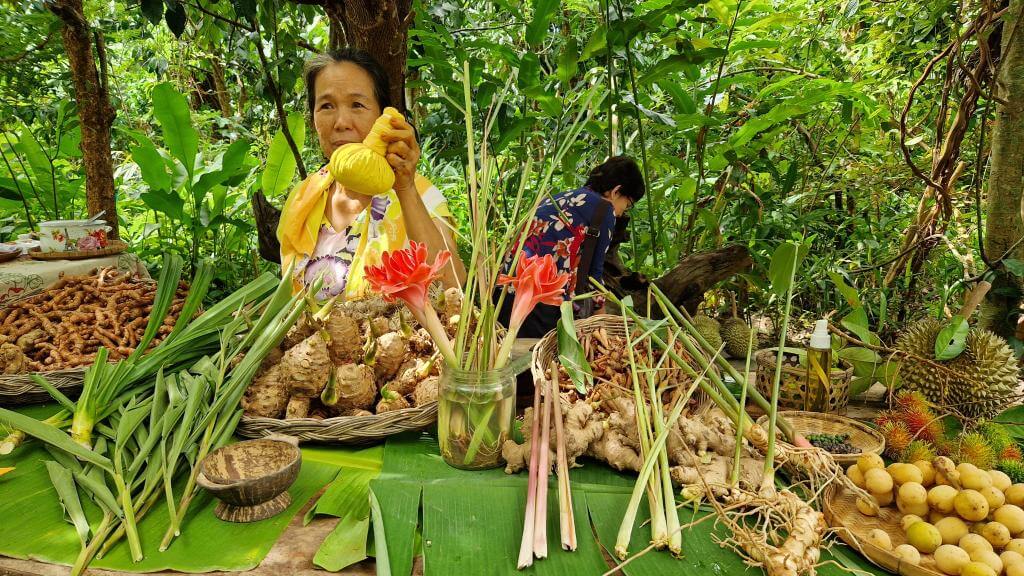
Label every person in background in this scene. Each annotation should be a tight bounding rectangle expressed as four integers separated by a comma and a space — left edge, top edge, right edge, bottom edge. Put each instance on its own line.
277, 48, 465, 299
497, 155, 646, 338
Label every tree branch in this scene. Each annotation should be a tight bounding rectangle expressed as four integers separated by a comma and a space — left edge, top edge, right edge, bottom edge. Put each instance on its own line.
249, 27, 307, 180
190, 1, 319, 52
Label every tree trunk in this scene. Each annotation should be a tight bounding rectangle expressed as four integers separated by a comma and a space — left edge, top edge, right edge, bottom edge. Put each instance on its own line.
210, 57, 233, 118
328, 0, 413, 113
49, 0, 118, 238
981, 0, 1024, 339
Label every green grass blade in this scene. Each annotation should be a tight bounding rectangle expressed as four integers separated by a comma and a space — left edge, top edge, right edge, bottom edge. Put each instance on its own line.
0, 407, 112, 472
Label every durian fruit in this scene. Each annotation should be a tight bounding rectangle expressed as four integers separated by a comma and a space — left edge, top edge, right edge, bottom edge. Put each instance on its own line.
719, 295, 753, 359
903, 440, 937, 464
720, 317, 753, 359
955, 432, 997, 470
692, 314, 723, 352
894, 318, 1020, 419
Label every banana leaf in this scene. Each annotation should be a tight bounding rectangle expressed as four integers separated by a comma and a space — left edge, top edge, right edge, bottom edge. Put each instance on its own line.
0, 404, 339, 573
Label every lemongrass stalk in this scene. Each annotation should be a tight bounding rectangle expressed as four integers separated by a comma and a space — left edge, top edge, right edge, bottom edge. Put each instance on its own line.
614, 367, 711, 559
731, 327, 756, 488
0, 410, 70, 454
517, 380, 543, 569
533, 379, 553, 559
622, 316, 667, 549
549, 361, 576, 551
113, 471, 143, 561
764, 248, 800, 494
645, 334, 681, 556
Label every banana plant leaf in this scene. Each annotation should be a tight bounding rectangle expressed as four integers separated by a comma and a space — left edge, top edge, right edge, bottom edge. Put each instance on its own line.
366, 432, 890, 576
0, 405, 338, 572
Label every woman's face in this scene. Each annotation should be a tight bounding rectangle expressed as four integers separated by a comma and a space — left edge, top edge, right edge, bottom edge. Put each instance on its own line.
312, 61, 382, 158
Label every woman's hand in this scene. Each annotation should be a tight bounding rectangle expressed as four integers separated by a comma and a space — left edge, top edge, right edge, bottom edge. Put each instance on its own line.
383, 114, 420, 195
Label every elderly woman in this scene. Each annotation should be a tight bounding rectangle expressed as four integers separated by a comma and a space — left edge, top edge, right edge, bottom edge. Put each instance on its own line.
278, 48, 465, 298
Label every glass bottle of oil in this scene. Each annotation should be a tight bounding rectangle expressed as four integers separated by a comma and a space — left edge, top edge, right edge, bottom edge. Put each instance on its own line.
805, 319, 832, 412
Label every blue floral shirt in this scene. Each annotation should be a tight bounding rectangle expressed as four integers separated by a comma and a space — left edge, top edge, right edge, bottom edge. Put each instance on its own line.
508, 186, 615, 299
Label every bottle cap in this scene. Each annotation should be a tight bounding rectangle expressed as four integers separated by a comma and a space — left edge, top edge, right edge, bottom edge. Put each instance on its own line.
809, 319, 831, 349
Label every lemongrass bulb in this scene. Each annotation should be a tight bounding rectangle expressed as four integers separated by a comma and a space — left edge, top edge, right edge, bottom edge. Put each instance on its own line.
328, 107, 403, 196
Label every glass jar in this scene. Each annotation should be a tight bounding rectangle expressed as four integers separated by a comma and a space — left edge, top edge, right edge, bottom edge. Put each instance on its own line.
437, 364, 517, 470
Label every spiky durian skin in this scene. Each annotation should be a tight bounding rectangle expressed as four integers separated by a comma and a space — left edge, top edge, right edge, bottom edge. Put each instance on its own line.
720, 317, 753, 359
956, 432, 997, 470
693, 314, 723, 352
902, 440, 937, 464
895, 318, 1019, 419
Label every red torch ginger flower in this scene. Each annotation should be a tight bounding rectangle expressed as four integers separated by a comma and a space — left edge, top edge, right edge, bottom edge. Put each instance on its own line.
497, 254, 569, 329
364, 241, 456, 366
365, 241, 451, 311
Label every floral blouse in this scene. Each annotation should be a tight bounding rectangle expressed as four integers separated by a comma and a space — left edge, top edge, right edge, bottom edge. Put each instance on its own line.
507, 186, 615, 302
295, 167, 450, 299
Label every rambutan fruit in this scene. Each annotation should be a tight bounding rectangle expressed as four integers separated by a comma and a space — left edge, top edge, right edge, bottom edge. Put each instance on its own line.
1001, 444, 1023, 462
998, 460, 1024, 484
978, 421, 1014, 454
881, 420, 913, 460
902, 440, 937, 464
955, 432, 997, 470
894, 390, 931, 414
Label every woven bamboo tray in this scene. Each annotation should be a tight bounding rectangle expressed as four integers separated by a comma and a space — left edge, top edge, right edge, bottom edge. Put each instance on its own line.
531, 313, 711, 406
825, 482, 944, 575
237, 401, 438, 446
29, 239, 128, 261
0, 367, 85, 405
755, 411, 885, 466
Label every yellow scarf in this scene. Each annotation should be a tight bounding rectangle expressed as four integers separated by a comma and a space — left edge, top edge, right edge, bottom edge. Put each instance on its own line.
277, 170, 446, 297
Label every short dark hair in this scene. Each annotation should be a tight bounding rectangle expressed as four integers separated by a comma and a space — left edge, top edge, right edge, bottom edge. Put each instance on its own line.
585, 156, 646, 201
303, 48, 393, 116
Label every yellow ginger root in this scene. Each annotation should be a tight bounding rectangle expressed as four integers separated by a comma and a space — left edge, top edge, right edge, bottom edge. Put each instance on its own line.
241, 365, 289, 418
0, 342, 29, 374
408, 328, 434, 356
373, 332, 406, 382
285, 396, 312, 419
502, 397, 603, 473
413, 376, 439, 406
388, 357, 435, 396
441, 287, 463, 320
15, 329, 45, 352
370, 317, 392, 337
323, 363, 376, 411
325, 310, 362, 363
377, 389, 411, 413
281, 333, 331, 398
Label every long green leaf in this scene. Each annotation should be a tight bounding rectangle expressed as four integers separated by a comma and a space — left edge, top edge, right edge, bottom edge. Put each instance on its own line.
30, 374, 76, 412
935, 315, 969, 360
0, 408, 112, 471
131, 253, 184, 360
152, 83, 199, 179
261, 112, 304, 197
131, 137, 172, 192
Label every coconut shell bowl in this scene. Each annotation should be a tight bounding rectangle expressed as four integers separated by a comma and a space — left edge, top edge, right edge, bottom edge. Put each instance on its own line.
196, 435, 302, 523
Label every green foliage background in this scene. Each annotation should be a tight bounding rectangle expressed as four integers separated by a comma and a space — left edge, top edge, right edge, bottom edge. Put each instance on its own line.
0, 0, 999, 321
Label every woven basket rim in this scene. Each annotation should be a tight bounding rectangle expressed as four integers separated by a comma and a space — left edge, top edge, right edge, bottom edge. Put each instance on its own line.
755, 410, 884, 464
28, 239, 129, 261
824, 483, 943, 576
236, 401, 438, 445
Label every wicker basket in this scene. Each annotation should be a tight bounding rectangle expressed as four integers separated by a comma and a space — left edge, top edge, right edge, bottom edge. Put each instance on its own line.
531, 314, 710, 406
236, 401, 439, 446
754, 411, 884, 466
0, 367, 85, 405
824, 482, 943, 575
755, 347, 853, 413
